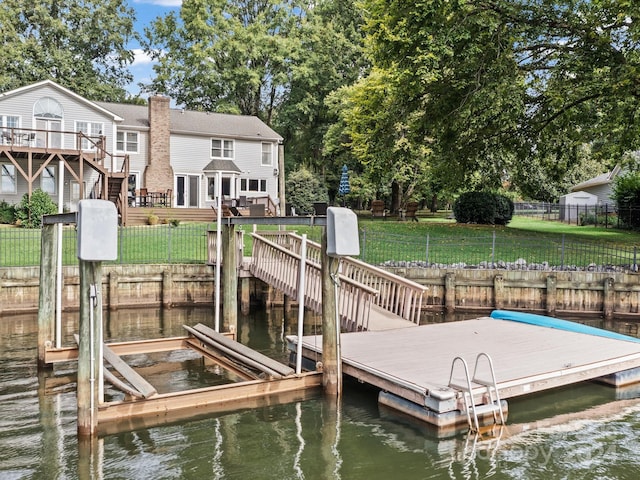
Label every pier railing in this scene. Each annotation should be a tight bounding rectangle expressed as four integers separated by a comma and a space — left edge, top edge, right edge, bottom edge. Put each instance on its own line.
255, 231, 427, 324
249, 232, 377, 331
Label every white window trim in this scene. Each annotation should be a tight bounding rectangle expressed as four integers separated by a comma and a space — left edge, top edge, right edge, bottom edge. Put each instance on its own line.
40, 165, 56, 194
261, 142, 273, 166
75, 121, 103, 151
1, 163, 17, 194
117, 130, 139, 154
211, 138, 234, 159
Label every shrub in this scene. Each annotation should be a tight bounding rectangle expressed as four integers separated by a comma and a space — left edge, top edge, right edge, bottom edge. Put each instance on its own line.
14, 189, 58, 228
453, 191, 514, 225
612, 172, 640, 229
285, 167, 328, 214
0, 200, 16, 224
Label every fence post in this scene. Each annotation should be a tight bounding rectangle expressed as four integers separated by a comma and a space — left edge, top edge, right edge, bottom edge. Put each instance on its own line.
167, 224, 172, 263
561, 234, 565, 269
634, 246, 638, 272
360, 229, 366, 261
425, 233, 430, 264
118, 226, 123, 264
491, 231, 496, 265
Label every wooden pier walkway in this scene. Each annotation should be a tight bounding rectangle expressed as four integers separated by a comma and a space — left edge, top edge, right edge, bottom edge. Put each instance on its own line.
289, 315, 640, 429
248, 231, 426, 331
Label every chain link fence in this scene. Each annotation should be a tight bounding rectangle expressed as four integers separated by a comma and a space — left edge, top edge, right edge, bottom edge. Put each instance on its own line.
358, 229, 639, 272
0, 223, 214, 267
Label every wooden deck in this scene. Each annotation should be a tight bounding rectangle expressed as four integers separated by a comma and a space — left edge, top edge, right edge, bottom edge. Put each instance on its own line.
290, 316, 640, 428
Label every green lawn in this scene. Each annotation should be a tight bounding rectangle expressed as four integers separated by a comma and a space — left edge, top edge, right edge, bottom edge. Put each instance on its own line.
1, 215, 639, 268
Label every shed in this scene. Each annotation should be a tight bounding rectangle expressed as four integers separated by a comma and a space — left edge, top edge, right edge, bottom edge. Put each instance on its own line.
559, 191, 598, 221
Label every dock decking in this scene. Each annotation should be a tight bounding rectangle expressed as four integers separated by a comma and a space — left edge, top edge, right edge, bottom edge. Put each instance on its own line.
290, 316, 640, 428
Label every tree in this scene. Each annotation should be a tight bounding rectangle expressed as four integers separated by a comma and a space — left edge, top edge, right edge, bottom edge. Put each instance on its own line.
337, 0, 640, 199
275, 0, 368, 171
0, 0, 137, 101
143, 0, 304, 123
285, 166, 328, 214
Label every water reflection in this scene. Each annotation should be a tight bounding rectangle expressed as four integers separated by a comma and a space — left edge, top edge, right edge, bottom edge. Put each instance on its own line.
1, 306, 640, 479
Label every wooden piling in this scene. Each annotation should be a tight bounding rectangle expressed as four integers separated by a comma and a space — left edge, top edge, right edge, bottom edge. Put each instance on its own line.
240, 277, 251, 315
546, 275, 557, 316
494, 274, 504, 310
37, 223, 57, 369
321, 230, 341, 396
162, 269, 172, 308
222, 223, 238, 331
77, 260, 103, 437
603, 277, 614, 319
444, 272, 456, 312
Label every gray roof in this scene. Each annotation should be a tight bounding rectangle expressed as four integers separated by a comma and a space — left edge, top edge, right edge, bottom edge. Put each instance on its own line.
95, 101, 282, 142
202, 159, 242, 173
570, 165, 622, 191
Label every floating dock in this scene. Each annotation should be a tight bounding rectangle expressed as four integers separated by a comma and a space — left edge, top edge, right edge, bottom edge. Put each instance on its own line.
289, 311, 640, 430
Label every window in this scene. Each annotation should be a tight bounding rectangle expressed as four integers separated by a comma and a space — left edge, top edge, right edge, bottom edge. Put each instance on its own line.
34, 97, 63, 119
261, 143, 272, 166
240, 178, 267, 192
1, 164, 16, 193
41, 165, 56, 194
0, 115, 19, 129
117, 131, 139, 153
211, 139, 234, 158
76, 121, 103, 150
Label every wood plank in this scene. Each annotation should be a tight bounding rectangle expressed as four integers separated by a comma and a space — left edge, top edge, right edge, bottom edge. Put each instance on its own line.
184, 325, 293, 378
102, 343, 158, 398
191, 323, 295, 377
97, 372, 322, 425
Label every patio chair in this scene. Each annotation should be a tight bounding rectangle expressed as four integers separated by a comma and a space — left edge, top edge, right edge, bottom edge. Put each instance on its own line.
371, 200, 388, 219
404, 201, 419, 222
313, 202, 328, 215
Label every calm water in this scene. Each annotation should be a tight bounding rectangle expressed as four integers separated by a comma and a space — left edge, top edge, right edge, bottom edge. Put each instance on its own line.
2, 307, 640, 479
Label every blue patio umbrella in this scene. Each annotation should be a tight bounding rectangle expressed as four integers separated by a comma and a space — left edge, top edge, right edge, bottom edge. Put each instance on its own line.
338, 164, 351, 195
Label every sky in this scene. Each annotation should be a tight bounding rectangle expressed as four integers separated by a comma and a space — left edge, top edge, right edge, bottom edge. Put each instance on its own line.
126, 0, 182, 97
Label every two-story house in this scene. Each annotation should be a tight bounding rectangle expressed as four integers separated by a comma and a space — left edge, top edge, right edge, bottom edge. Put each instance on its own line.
0, 80, 283, 224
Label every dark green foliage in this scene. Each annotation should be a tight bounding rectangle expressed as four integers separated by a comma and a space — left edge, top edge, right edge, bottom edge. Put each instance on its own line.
14, 189, 58, 228
285, 167, 329, 215
453, 192, 514, 225
612, 173, 640, 229
0, 200, 15, 224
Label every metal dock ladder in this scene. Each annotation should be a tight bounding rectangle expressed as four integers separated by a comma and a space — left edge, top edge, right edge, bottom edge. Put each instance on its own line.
448, 353, 505, 432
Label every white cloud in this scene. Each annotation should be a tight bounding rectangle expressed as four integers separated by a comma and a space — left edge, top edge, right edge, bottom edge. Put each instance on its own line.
131, 48, 155, 67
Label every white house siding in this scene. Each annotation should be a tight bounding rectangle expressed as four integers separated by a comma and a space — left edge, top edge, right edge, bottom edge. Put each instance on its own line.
169, 134, 279, 207
581, 184, 615, 206
0, 84, 121, 208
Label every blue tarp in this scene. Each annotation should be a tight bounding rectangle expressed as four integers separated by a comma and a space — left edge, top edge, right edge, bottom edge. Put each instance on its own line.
490, 310, 640, 344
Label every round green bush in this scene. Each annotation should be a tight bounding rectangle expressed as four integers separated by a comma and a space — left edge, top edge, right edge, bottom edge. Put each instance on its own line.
453, 191, 514, 225
14, 189, 58, 228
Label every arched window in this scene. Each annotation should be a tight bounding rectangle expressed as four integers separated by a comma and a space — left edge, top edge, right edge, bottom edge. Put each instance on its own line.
33, 97, 64, 119
33, 97, 63, 148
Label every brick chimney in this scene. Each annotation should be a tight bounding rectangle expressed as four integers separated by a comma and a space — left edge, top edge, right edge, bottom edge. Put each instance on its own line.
144, 96, 174, 194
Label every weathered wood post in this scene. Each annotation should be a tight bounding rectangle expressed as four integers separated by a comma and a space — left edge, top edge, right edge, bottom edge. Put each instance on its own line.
76, 200, 118, 438
444, 272, 456, 312
494, 274, 504, 310
603, 277, 614, 320
77, 260, 103, 437
37, 222, 58, 370
321, 229, 340, 396
546, 275, 557, 316
222, 222, 238, 331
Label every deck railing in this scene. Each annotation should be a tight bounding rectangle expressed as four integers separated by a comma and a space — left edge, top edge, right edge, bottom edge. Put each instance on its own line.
249, 232, 377, 331
255, 231, 427, 325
